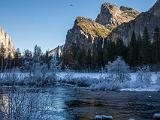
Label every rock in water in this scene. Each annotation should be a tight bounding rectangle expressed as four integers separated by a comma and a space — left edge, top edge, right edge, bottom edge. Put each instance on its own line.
128, 119, 135, 120
153, 113, 160, 120
95, 115, 113, 120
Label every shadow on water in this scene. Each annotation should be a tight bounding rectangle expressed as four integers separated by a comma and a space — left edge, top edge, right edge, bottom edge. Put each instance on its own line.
0, 86, 159, 120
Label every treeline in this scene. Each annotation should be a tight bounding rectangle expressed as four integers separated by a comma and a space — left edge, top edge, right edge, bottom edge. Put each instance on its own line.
0, 45, 54, 72
62, 27, 160, 70
0, 27, 160, 71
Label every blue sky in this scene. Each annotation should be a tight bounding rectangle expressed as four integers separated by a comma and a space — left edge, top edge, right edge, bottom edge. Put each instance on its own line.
0, 0, 157, 52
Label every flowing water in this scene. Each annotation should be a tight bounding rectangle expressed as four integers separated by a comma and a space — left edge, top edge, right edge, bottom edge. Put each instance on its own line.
0, 86, 160, 120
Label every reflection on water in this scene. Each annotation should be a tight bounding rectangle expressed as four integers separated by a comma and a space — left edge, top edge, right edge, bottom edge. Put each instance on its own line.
0, 86, 159, 120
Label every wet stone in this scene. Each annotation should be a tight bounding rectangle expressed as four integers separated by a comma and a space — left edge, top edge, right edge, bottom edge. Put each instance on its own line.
95, 115, 113, 120
153, 113, 160, 120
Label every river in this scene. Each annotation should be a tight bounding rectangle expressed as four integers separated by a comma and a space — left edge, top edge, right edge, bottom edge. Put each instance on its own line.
0, 86, 159, 120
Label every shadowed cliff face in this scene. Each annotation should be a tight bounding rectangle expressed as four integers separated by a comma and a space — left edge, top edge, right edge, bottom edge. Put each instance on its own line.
62, 2, 140, 67
63, 2, 139, 53
109, 0, 160, 45
64, 17, 109, 51
96, 2, 139, 31
55, 1, 160, 68
0, 27, 15, 57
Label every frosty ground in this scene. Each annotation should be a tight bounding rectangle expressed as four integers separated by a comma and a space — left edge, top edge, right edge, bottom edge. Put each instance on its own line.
57, 72, 160, 91
0, 71, 160, 92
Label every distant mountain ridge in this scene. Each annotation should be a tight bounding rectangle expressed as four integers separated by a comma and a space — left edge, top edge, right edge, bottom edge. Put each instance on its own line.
50, 2, 140, 57
51, 0, 159, 68
96, 2, 139, 31
109, 0, 160, 45
62, 3, 139, 55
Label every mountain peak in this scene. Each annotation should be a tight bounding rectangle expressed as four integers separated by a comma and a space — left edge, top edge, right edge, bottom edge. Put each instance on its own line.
149, 0, 160, 17
109, 0, 160, 45
96, 2, 139, 30
0, 27, 15, 57
74, 16, 110, 38
150, 0, 160, 10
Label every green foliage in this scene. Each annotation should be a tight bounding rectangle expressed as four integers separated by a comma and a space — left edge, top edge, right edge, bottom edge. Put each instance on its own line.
0, 44, 6, 71
140, 27, 151, 64
153, 27, 160, 64
14, 48, 22, 67
129, 31, 139, 67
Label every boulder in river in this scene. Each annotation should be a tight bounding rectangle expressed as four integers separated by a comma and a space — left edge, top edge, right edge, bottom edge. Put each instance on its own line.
153, 113, 160, 120
95, 115, 113, 120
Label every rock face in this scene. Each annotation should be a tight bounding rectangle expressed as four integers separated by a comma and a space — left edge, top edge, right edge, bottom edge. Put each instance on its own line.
61, 3, 140, 68
49, 45, 63, 58
0, 27, 15, 57
64, 17, 109, 52
153, 113, 160, 120
96, 2, 139, 31
58, 1, 160, 68
109, 0, 160, 45
63, 3, 139, 53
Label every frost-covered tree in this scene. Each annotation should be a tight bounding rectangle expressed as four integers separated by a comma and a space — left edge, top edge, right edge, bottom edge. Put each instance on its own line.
33, 45, 42, 64
106, 56, 131, 83
50, 53, 61, 72
22, 49, 33, 71
136, 66, 152, 87
156, 73, 160, 85
43, 51, 52, 69
13, 48, 22, 69
32, 45, 42, 74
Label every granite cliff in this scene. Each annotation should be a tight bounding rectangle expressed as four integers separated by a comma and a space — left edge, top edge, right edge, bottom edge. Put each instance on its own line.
96, 2, 139, 31
62, 2, 139, 57
109, 0, 160, 45
0, 27, 15, 57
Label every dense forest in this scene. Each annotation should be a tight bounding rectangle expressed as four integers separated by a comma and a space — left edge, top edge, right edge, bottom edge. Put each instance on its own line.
62, 27, 160, 71
0, 27, 159, 72
0, 45, 53, 72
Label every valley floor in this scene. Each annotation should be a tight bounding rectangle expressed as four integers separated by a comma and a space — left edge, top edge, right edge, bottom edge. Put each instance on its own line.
0, 71, 160, 92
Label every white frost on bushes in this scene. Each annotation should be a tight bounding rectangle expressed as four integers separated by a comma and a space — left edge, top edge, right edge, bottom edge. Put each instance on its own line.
0, 57, 160, 91
156, 73, 160, 85
106, 56, 131, 83
135, 66, 152, 88
91, 57, 131, 91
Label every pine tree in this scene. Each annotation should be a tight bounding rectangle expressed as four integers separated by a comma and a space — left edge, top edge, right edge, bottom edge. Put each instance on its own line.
86, 48, 92, 71
0, 44, 6, 71
14, 48, 22, 68
141, 27, 152, 65
103, 40, 116, 64
33, 45, 42, 64
97, 39, 104, 68
153, 27, 160, 64
91, 42, 98, 69
115, 39, 129, 62
6, 52, 12, 69
137, 35, 143, 65
129, 31, 139, 67
44, 51, 52, 69
78, 47, 86, 69
23, 49, 33, 70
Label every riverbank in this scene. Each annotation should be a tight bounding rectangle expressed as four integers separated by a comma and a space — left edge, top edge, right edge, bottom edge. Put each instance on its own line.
0, 72, 159, 92
0, 86, 160, 120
